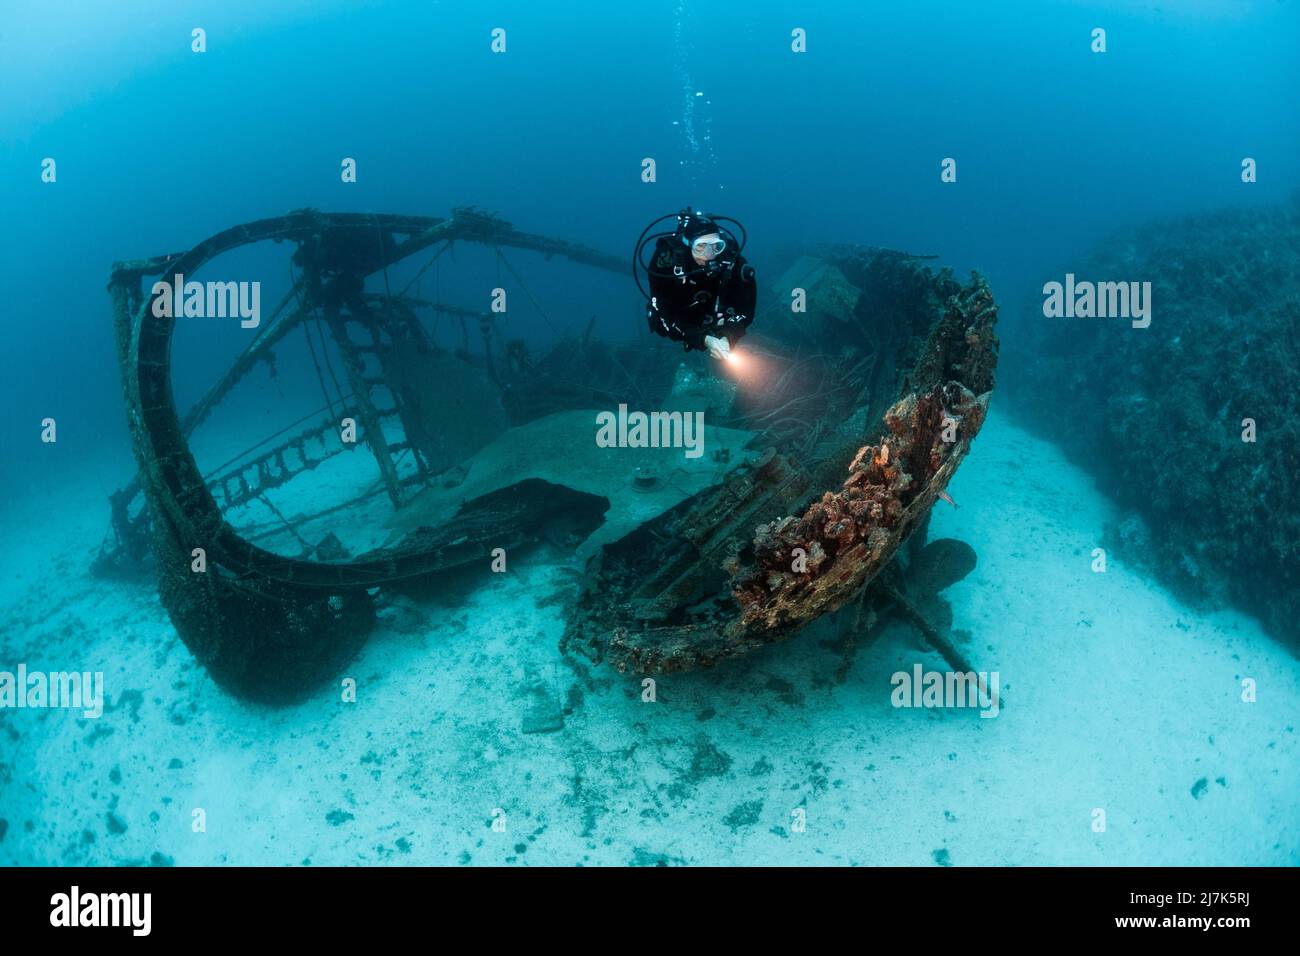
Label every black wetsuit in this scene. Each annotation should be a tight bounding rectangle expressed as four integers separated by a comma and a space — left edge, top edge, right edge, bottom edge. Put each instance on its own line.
645, 236, 757, 351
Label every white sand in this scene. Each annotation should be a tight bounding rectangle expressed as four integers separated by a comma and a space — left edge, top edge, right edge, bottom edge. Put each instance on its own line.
1, 407, 1296, 866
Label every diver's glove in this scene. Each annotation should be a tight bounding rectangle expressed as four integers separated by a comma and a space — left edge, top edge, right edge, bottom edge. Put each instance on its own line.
704, 334, 731, 361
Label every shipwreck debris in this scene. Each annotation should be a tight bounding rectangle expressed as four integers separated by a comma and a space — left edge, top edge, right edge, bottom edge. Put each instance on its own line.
103, 207, 999, 701
103, 208, 631, 701
563, 251, 999, 674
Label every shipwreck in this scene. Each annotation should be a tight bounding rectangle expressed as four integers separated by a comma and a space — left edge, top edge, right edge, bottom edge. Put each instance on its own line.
99, 207, 999, 703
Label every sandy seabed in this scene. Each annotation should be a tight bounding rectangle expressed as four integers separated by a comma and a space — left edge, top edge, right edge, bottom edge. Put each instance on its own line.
1, 407, 1296, 866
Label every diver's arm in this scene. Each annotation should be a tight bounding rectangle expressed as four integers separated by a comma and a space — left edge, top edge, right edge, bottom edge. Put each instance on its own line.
647, 295, 689, 345
649, 297, 707, 350
646, 244, 707, 350
718, 256, 758, 346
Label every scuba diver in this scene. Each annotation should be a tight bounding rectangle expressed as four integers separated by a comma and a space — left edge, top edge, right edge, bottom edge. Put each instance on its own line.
634, 207, 756, 361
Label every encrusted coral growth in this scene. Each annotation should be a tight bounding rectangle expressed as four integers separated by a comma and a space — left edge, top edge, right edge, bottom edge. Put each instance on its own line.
734, 382, 985, 631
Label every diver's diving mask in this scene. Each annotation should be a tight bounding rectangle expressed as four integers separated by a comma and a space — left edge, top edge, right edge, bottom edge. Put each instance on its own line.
690, 236, 726, 258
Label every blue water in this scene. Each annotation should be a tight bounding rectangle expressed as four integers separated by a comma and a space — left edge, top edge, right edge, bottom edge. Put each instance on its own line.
0, 0, 1297, 866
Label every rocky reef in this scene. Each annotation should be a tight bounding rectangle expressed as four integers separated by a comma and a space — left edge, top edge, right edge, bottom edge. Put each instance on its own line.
1007, 197, 1300, 646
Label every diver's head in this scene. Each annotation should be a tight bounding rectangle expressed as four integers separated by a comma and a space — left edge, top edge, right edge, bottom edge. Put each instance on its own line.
689, 231, 725, 266
677, 208, 727, 265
